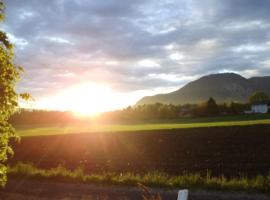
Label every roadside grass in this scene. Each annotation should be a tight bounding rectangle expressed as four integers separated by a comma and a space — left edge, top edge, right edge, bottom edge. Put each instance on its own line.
17, 114, 270, 137
8, 162, 270, 193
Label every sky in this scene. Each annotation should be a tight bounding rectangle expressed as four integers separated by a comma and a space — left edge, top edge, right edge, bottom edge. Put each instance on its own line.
2, 0, 270, 115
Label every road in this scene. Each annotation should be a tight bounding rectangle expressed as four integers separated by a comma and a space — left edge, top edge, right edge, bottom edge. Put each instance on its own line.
0, 178, 269, 200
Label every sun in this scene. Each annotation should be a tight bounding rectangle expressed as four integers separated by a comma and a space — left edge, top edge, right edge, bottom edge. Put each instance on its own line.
35, 83, 127, 116
31, 82, 154, 116
66, 83, 126, 116
66, 83, 113, 116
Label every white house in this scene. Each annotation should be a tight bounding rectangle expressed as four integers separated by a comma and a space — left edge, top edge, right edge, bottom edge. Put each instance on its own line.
251, 103, 270, 114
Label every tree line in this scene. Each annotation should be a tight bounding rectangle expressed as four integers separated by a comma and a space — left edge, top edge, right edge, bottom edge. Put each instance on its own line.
10, 91, 270, 125
99, 91, 269, 122
9, 109, 78, 125
8, 100, 247, 125
99, 98, 250, 122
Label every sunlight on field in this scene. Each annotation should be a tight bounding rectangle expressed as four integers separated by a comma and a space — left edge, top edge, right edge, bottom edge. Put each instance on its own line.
17, 118, 270, 137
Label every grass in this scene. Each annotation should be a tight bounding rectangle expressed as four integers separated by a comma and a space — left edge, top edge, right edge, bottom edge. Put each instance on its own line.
8, 162, 270, 193
16, 114, 270, 137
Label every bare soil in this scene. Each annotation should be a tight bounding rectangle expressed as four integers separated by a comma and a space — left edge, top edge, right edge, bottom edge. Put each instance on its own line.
9, 125, 270, 177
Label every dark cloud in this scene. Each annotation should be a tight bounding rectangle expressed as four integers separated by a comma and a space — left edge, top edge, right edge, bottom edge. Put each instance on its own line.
218, 0, 270, 22
2, 0, 270, 104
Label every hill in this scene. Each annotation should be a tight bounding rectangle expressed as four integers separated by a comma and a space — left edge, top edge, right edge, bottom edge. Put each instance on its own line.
137, 73, 270, 105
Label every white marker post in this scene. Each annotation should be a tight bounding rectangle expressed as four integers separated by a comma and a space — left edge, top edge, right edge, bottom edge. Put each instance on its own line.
177, 189, 188, 200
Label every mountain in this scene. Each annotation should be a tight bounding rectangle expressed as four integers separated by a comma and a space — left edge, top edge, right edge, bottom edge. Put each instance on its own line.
248, 76, 270, 97
137, 73, 270, 105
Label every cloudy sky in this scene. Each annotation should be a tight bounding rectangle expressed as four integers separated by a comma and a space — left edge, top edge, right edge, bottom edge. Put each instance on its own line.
2, 0, 270, 114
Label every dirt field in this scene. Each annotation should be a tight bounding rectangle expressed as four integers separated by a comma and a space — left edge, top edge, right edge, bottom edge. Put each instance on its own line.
9, 124, 270, 177
0, 179, 269, 200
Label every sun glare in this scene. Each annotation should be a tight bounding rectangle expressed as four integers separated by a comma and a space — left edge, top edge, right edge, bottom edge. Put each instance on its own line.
65, 83, 112, 116
34, 83, 129, 116
27, 83, 175, 116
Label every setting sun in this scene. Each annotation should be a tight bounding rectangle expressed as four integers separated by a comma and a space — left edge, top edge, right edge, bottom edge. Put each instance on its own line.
23, 83, 179, 116
34, 83, 129, 116
61, 83, 115, 116
29, 82, 162, 116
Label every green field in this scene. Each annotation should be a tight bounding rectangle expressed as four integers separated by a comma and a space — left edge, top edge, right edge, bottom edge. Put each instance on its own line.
17, 114, 270, 137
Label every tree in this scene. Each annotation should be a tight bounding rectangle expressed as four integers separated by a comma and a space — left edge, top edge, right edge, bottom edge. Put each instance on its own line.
206, 97, 219, 115
229, 101, 246, 114
0, 2, 29, 186
249, 91, 269, 104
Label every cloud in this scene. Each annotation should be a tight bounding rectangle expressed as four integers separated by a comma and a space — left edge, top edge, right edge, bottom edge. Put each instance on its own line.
3, 0, 270, 107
